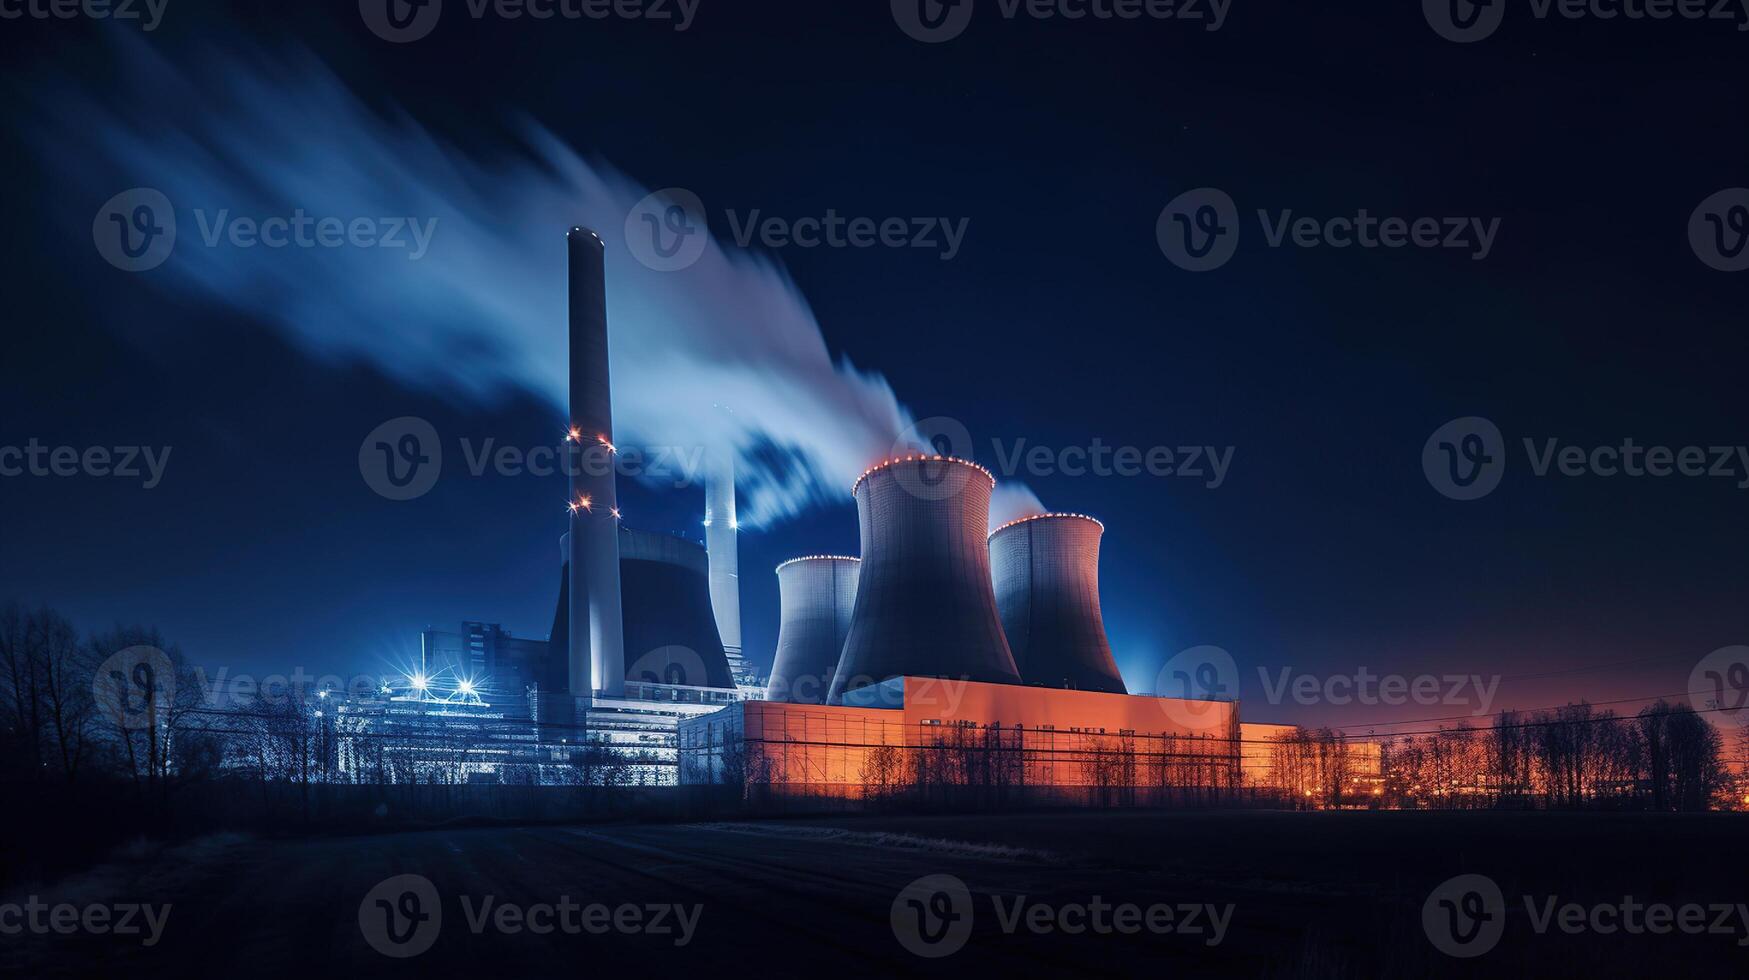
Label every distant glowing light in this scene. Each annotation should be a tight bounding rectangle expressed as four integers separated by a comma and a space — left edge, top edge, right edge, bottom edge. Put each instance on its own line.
409, 673, 428, 691
610, 507, 621, 520
457, 679, 476, 695
569, 494, 593, 514
597, 435, 616, 453
565, 426, 581, 443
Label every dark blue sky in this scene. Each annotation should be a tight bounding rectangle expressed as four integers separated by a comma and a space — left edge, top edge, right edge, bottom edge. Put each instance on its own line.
2, 4, 1745, 728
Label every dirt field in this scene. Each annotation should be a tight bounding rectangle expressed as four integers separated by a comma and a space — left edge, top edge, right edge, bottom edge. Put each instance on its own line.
2, 810, 1742, 977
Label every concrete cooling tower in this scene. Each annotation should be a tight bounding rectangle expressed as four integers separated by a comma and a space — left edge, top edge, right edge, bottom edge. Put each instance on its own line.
767, 556, 861, 704
989, 513, 1126, 694
827, 456, 1022, 704
617, 528, 737, 690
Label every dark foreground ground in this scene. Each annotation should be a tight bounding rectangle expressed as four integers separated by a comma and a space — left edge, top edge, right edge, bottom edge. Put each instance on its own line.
2, 810, 1744, 977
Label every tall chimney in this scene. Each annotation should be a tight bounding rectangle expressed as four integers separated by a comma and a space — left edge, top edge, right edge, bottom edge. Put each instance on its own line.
704, 450, 744, 681
567, 228, 625, 699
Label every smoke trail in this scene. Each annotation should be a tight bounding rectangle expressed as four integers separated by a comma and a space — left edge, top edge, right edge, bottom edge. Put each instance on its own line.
34, 36, 1045, 527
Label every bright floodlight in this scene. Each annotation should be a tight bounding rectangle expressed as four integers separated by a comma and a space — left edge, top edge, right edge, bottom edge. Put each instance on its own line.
409, 673, 428, 690
458, 679, 476, 695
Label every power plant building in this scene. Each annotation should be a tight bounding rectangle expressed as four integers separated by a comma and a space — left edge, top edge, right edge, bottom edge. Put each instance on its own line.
828, 456, 1021, 704
422, 229, 1284, 802
766, 556, 860, 704
680, 677, 1240, 802
989, 513, 1127, 694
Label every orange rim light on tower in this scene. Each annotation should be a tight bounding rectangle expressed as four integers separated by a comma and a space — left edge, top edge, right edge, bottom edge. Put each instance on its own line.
850, 454, 997, 495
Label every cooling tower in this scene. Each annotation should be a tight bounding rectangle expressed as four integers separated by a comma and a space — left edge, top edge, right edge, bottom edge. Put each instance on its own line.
618, 528, 736, 690
989, 513, 1126, 694
566, 227, 625, 698
767, 556, 861, 704
827, 456, 1021, 704
704, 450, 743, 676
546, 532, 571, 695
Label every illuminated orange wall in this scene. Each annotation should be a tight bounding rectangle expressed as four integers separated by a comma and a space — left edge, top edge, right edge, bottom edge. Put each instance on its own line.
680, 677, 1239, 796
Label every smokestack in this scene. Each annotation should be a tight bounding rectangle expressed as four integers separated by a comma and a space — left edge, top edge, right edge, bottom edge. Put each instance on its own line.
989, 513, 1126, 694
566, 227, 625, 698
704, 450, 745, 683
827, 456, 1021, 704
768, 556, 860, 704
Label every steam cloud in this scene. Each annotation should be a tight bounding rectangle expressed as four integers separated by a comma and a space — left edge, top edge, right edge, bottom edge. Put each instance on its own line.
35, 36, 1046, 528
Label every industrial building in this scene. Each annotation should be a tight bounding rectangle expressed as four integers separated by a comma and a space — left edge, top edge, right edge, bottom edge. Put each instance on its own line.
989, 513, 1127, 694
765, 555, 860, 704
418, 622, 549, 717
680, 678, 1240, 802
827, 456, 1022, 704
397, 226, 1321, 802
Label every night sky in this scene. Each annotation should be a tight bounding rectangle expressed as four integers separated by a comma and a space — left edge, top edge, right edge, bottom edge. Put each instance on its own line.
2, 3, 1745, 730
